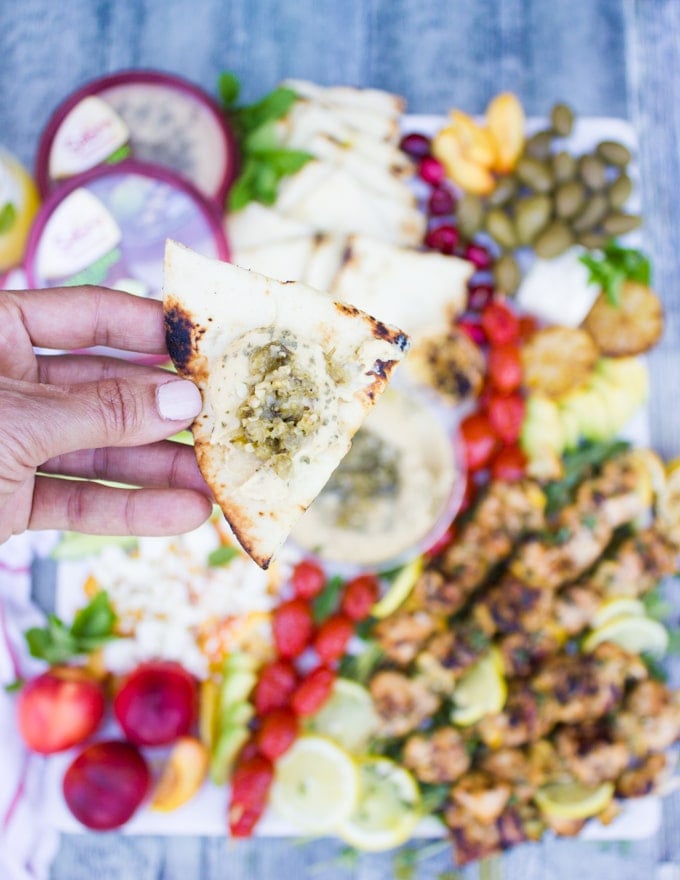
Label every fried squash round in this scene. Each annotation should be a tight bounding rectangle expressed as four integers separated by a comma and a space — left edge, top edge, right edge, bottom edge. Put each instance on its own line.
521, 326, 599, 397
583, 280, 664, 356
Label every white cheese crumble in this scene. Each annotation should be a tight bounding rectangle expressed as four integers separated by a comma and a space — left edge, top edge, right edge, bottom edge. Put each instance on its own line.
89, 519, 286, 679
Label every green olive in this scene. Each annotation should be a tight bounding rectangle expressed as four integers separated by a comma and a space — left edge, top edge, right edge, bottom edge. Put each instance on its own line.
456, 194, 484, 239
485, 208, 518, 250
579, 154, 608, 191
488, 175, 519, 207
515, 193, 553, 245
554, 180, 586, 220
553, 150, 578, 184
533, 220, 574, 259
525, 130, 554, 161
608, 174, 633, 209
493, 253, 522, 295
596, 140, 632, 167
516, 156, 554, 193
571, 194, 609, 232
550, 102, 575, 137
601, 212, 642, 236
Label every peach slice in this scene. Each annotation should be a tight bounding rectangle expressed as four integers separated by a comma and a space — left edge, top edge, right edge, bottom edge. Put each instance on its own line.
432, 129, 496, 195
150, 736, 209, 812
486, 92, 526, 174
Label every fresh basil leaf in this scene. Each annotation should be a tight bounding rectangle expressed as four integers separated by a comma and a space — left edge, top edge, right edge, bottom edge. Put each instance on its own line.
218, 71, 241, 108
232, 86, 298, 135
0, 202, 17, 235
243, 120, 280, 154
579, 241, 652, 307
262, 149, 314, 176
208, 545, 239, 567
71, 591, 116, 639
227, 159, 259, 211
253, 163, 279, 204
312, 575, 345, 623
26, 617, 78, 665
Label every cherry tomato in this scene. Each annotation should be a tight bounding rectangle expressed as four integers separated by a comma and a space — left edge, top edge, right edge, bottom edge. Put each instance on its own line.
228, 754, 274, 837
481, 301, 520, 346
253, 659, 298, 715
290, 559, 326, 600
291, 666, 335, 717
313, 614, 355, 662
487, 392, 526, 445
256, 708, 299, 761
460, 412, 499, 471
518, 314, 539, 342
340, 575, 380, 621
488, 343, 522, 393
272, 598, 314, 659
491, 444, 527, 482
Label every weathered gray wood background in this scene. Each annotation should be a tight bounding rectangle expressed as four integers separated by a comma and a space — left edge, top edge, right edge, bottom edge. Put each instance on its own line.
2, 0, 680, 877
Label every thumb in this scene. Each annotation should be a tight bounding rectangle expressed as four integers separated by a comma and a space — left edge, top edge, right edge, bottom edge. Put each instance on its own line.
7, 377, 203, 466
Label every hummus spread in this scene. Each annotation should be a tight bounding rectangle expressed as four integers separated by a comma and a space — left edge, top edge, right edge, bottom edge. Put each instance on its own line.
291, 387, 459, 567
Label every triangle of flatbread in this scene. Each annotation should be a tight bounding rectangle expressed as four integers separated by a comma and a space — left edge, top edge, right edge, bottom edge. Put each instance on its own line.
163, 240, 410, 569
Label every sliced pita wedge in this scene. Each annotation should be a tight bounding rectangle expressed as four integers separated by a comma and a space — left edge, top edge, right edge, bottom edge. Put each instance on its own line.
276, 161, 425, 246
281, 79, 406, 118
226, 202, 314, 252
163, 240, 409, 569
330, 234, 473, 340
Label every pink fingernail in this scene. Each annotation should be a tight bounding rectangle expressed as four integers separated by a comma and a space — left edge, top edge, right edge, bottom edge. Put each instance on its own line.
156, 380, 202, 421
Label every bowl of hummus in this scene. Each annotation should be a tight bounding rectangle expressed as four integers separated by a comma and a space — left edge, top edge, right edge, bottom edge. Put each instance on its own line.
290, 386, 464, 570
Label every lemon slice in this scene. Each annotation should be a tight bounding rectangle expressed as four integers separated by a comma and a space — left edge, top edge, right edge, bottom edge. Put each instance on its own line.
305, 678, 380, 754
626, 448, 667, 506
372, 555, 423, 619
269, 735, 359, 832
534, 780, 614, 820
591, 597, 646, 629
583, 614, 669, 657
450, 647, 507, 726
0, 149, 40, 272
337, 756, 421, 851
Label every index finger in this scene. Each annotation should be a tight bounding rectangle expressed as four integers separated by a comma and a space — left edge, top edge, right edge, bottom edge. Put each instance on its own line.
6, 286, 167, 354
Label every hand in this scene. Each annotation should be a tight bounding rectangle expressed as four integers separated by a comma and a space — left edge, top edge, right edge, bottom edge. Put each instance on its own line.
0, 285, 213, 543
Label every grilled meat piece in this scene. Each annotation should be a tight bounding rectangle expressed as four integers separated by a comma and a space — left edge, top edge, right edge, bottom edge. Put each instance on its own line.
416, 625, 489, 693
554, 721, 629, 787
403, 726, 471, 784
616, 753, 668, 799
614, 679, 680, 755
414, 480, 545, 616
372, 608, 439, 666
368, 670, 441, 738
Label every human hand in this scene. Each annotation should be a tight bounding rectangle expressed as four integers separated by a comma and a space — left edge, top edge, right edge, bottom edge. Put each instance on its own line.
0, 285, 213, 543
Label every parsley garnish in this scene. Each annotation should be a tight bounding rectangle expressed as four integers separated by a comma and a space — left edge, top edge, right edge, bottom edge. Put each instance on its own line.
312, 574, 345, 623
219, 72, 313, 211
24, 591, 117, 664
579, 240, 652, 306
208, 545, 239, 567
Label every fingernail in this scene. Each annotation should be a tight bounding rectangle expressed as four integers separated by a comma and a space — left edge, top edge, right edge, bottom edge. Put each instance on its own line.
156, 380, 202, 421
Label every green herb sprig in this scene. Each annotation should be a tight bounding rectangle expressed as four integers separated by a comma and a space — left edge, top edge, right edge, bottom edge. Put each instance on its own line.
579, 240, 652, 307
25, 591, 117, 665
219, 72, 313, 211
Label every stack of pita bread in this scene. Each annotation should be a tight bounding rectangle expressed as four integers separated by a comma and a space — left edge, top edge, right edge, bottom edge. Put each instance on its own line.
225, 80, 474, 345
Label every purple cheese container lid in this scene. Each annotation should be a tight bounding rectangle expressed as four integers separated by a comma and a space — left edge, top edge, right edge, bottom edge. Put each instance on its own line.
36, 69, 239, 206
24, 161, 229, 365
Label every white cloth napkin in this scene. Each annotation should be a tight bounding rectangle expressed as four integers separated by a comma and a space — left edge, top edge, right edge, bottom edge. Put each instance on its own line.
0, 533, 60, 880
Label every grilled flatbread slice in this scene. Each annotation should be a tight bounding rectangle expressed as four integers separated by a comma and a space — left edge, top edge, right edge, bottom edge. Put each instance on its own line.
281, 79, 406, 118
225, 202, 314, 252
163, 239, 409, 569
